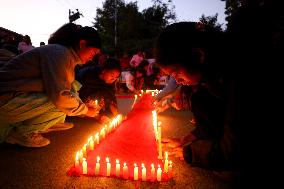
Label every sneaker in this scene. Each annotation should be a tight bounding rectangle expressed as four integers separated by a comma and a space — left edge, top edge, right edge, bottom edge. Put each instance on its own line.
39, 122, 74, 133
5, 130, 50, 147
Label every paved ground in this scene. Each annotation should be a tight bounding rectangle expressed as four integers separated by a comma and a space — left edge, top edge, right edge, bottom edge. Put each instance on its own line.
0, 96, 237, 189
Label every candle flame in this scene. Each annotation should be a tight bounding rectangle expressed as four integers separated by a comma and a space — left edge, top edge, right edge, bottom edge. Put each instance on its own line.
158, 121, 162, 126
158, 164, 160, 168
83, 158, 86, 161
106, 157, 109, 163
124, 162, 127, 167
134, 163, 137, 167
116, 159, 119, 164
142, 163, 145, 168
151, 163, 154, 168
97, 156, 100, 162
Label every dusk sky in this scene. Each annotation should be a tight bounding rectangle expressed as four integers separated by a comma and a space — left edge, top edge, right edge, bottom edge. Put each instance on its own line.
0, 0, 226, 46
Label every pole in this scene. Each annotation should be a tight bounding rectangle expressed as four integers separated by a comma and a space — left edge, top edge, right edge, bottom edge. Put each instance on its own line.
114, 0, 117, 57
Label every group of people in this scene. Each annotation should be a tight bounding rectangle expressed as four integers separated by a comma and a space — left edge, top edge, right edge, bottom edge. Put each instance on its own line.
0, 1, 272, 185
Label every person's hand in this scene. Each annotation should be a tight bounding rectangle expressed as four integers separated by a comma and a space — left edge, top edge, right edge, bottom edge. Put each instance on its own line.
85, 107, 100, 117
162, 137, 182, 148
98, 115, 111, 124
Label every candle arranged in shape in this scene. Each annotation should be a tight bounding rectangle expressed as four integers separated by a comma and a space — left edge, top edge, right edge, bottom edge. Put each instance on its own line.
134, 163, 138, 181
164, 151, 169, 173
95, 156, 100, 175
169, 161, 173, 177
82, 158, 87, 174
82, 144, 87, 157
116, 159, 120, 177
106, 157, 111, 176
79, 150, 83, 163
123, 163, 128, 179
89, 136, 94, 150
100, 127, 105, 139
158, 121, 163, 159
151, 164, 155, 181
75, 151, 79, 168
95, 133, 100, 144
141, 163, 146, 181
157, 164, 162, 181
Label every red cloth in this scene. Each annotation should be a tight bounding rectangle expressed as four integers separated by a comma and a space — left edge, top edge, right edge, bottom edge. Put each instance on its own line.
67, 94, 172, 181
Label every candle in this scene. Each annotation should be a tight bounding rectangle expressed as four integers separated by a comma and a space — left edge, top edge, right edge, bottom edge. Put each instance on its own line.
104, 124, 108, 134
141, 163, 146, 181
89, 136, 94, 150
95, 133, 100, 144
116, 159, 120, 177
158, 122, 163, 159
100, 127, 105, 139
82, 144, 87, 157
134, 163, 138, 181
106, 157, 111, 176
75, 151, 80, 168
151, 164, 155, 181
157, 164, 162, 181
95, 99, 98, 107
82, 158, 87, 174
168, 161, 173, 177
123, 163, 128, 179
79, 150, 83, 163
95, 156, 100, 175
164, 151, 169, 173
152, 91, 154, 96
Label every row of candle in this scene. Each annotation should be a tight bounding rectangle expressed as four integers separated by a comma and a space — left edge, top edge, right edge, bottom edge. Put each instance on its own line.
75, 155, 172, 181
75, 114, 123, 161
152, 110, 163, 159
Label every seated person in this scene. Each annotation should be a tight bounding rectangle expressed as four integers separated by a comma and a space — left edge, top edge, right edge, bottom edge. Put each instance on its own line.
76, 58, 121, 124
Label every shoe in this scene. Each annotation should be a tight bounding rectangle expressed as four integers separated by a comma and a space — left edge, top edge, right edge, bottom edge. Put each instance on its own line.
39, 122, 74, 133
5, 130, 50, 147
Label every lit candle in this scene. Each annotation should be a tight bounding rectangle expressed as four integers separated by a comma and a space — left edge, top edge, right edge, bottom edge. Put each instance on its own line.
151, 164, 155, 181
134, 163, 138, 181
82, 144, 87, 157
164, 151, 169, 173
82, 158, 87, 174
95, 156, 100, 175
141, 163, 146, 181
157, 164, 162, 181
95, 99, 98, 107
100, 127, 105, 139
89, 136, 94, 150
106, 157, 111, 176
141, 90, 143, 94
116, 159, 120, 177
95, 133, 100, 144
158, 122, 163, 159
152, 91, 154, 96
104, 124, 108, 134
75, 151, 80, 168
79, 150, 83, 163
123, 163, 128, 179
168, 161, 173, 177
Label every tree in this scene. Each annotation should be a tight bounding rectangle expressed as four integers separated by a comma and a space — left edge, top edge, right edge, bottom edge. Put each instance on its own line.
199, 14, 223, 31
93, 0, 176, 57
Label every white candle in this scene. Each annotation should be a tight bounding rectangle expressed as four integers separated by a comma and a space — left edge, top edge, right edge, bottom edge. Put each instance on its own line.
123, 163, 128, 179
151, 164, 155, 181
75, 151, 80, 168
95, 99, 98, 107
157, 164, 162, 181
82, 144, 87, 157
164, 151, 169, 173
95, 156, 100, 175
116, 159, 120, 177
152, 91, 154, 96
100, 128, 105, 139
79, 150, 83, 163
104, 124, 108, 134
168, 161, 173, 177
106, 157, 111, 176
89, 136, 94, 150
141, 163, 146, 181
158, 122, 163, 159
134, 163, 138, 181
95, 133, 100, 144
82, 158, 87, 174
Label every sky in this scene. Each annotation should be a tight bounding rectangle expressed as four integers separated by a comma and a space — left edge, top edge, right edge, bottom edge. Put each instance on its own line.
0, 0, 226, 47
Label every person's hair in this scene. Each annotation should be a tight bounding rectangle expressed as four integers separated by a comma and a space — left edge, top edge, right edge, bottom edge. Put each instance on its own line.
48, 23, 101, 50
23, 35, 32, 45
154, 22, 224, 73
100, 57, 122, 73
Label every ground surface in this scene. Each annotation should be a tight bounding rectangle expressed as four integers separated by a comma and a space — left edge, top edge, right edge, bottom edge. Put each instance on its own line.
0, 95, 236, 189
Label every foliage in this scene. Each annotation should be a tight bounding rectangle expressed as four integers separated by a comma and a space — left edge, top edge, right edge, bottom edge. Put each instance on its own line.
199, 14, 223, 32
93, 0, 176, 57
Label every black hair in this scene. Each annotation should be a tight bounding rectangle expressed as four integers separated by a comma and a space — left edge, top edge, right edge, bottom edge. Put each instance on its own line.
100, 57, 122, 73
154, 22, 224, 73
48, 23, 101, 50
